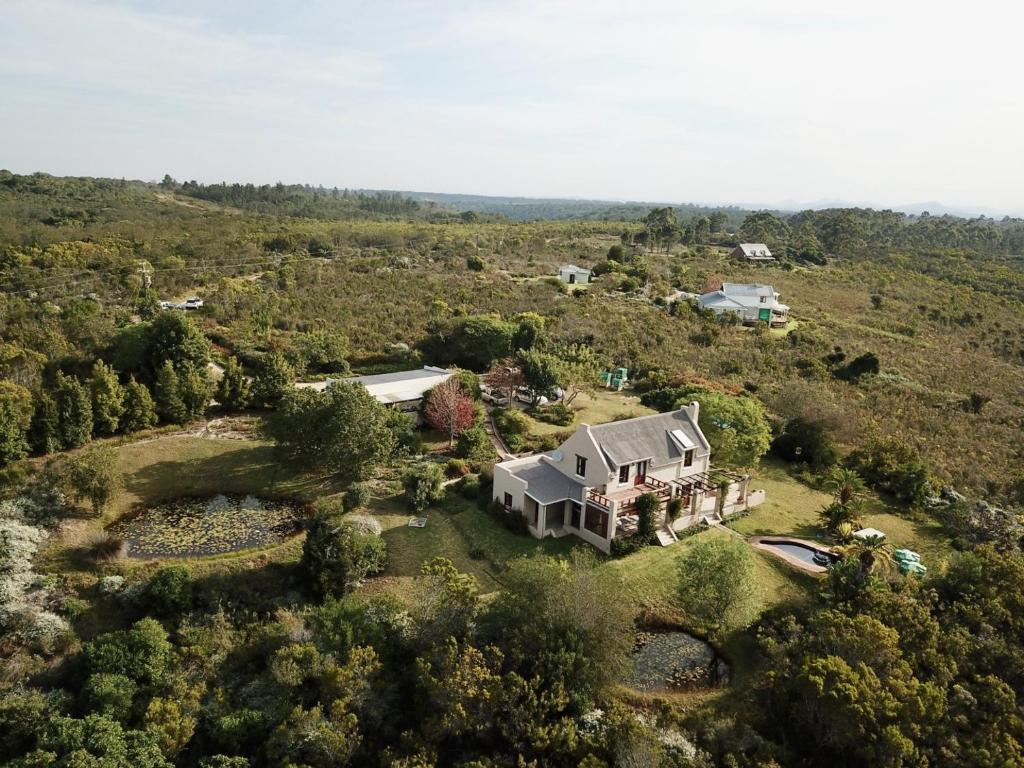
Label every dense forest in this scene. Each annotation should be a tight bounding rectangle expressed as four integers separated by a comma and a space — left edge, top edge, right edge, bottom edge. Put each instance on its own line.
1, 171, 1024, 767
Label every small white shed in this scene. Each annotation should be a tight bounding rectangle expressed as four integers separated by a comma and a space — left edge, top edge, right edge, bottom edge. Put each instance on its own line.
557, 265, 592, 285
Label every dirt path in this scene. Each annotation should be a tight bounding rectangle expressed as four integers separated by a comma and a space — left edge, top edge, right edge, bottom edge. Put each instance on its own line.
484, 406, 515, 461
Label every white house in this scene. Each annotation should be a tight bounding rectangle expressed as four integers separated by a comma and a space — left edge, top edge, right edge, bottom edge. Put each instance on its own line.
697, 283, 790, 327
557, 265, 593, 285
294, 365, 453, 419
492, 403, 764, 553
731, 243, 774, 262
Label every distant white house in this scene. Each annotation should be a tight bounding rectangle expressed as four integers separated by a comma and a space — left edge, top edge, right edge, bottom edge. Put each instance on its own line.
557, 265, 592, 285
731, 243, 775, 262
294, 365, 453, 419
697, 283, 790, 327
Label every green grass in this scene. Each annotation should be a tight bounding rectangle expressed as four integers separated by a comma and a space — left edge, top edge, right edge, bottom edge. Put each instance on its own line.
38, 436, 334, 574
528, 389, 655, 437
730, 459, 955, 570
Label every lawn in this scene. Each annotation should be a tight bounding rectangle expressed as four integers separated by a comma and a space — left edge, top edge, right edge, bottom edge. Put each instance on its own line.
731, 459, 955, 570
528, 389, 655, 437
38, 435, 335, 574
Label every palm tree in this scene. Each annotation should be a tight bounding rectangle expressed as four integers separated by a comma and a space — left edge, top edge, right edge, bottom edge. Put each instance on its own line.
825, 466, 867, 506
845, 534, 893, 580
819, 501, 858, 532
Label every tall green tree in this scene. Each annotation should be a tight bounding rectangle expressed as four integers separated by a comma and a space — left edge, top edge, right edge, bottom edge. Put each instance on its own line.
153, 361, 187, 424
64, 445, 123, 515
265, 382, 396, 482
0, 380, 34, 465
54, 371, 93, 449
250, 352, 294, 408
146, 312, 211, 378
676, 537, 760, 634
29, 390, 61, 455
696, 393, 771, 467
89, 359, 125, 436
121, 377, 158, 433
179, 365, 210, 419
215, 357, 250, 410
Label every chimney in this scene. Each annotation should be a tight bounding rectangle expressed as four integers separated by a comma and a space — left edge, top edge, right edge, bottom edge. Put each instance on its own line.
689, 400, 700, 423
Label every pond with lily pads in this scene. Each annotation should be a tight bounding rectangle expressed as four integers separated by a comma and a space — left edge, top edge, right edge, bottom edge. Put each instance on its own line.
623, 631, 729, 692
108, 494, 306, 559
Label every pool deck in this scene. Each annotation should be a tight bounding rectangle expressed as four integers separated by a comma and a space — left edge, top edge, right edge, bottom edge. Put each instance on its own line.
748, 535, 834, 574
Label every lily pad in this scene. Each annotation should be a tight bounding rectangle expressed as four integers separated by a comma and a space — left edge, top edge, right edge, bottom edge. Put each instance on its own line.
108, 495, 305, 559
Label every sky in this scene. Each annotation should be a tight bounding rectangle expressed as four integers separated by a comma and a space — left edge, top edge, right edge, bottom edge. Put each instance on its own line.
2, 0, 1023, 214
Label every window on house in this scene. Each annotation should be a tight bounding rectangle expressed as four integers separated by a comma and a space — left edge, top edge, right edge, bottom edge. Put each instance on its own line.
503, 493, 513, 509
618, 464, 630, 483
760, 296, 767, 303
684, 449, 694, 467
575, 455, 587, 476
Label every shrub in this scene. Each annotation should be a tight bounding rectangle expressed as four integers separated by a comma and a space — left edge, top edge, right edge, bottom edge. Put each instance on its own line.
846, 434, 931, 504
487, 499, 530, 535
610, 536, 647, 558
445, 458, 470, 479
313, 496, 345, 518
343, 483, 372, 511
456, 426, 494, 461
85, 532, 125, 563
834, 352, 880, 383
771, 416, 839, 470
83, 672, 137, 722
676, 538, 760, 634
466, 254, 485, 271
456, 474, 481, 500
144, 566, 194, 617
634, 493, 661, 540
667, 497, 684, 521
341, 515, 382, 537
533, 403, 573, 426
301, 515, 387, 597
402, 463, 446, 512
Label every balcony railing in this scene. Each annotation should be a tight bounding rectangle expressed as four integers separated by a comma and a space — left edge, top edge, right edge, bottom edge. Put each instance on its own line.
586, 489, 611, 510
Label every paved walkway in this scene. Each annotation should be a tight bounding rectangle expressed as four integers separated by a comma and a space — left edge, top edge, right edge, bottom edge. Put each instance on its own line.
484, 406, 515, 462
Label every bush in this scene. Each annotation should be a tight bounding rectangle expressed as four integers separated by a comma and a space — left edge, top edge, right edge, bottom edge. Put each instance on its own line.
456, 426, 494, 461
301, 514, 387, 597
846, 434, 931, 504
313, 496, 345, 518
341, 514, 383, 537
144, 566, 194, 617
610, 536, 647, 558
456, 474, 481, 500
667, 497, 684, 521
344, 483, 371, 511
85, 532, 125, 563
402, 463, 446, 512
533, 403, 573, 426
771, 416, 839, 470
487, 499, 530, 535
466, 254, 485, 271
445, 458, 470, 479
634, 492, 661, 539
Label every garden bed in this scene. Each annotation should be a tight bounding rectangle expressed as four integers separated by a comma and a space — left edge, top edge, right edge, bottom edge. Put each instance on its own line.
108, 494, 307, 559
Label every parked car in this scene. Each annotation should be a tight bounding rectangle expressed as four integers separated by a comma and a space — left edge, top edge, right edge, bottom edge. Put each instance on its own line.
481, 385, 511, 406
184, 297, 204, 309
514, 387, 549, 406
159, 300, 173, 309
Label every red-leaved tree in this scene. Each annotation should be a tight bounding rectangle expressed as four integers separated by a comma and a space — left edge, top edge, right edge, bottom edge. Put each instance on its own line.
424, 378, 475, 447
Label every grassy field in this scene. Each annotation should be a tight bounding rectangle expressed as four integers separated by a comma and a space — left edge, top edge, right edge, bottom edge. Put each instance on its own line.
527, 389, 655, 436
732, 459, 955, 569
38, 435, 335, 575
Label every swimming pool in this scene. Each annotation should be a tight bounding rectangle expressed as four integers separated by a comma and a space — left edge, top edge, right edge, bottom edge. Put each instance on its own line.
750, 536, 838, 572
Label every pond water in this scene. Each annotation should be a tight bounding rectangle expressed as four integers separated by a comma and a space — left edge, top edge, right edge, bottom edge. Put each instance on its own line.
623, 631, 728, 692
761, 540, 836, 566
108, 494, 304, 559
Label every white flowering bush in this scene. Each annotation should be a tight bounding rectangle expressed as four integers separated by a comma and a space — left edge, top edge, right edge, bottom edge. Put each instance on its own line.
343, 515, 383, 537
98, 575, 126, 595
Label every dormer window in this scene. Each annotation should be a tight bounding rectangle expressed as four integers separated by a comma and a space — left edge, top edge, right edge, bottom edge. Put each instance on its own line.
575, 455, 587, 477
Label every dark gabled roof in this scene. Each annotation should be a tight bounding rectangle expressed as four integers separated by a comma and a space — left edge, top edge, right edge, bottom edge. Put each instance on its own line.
515, 457, 585, 505
588, 408, 709, 470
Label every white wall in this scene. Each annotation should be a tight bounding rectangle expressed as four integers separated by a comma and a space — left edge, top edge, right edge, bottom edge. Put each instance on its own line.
548, 426, 612, 490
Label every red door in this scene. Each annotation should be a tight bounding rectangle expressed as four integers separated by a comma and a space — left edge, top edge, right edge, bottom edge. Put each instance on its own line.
633, 460, 648, 486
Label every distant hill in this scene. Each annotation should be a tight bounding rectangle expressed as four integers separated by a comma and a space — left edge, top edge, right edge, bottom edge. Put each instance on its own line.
399, 190, 754, 224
